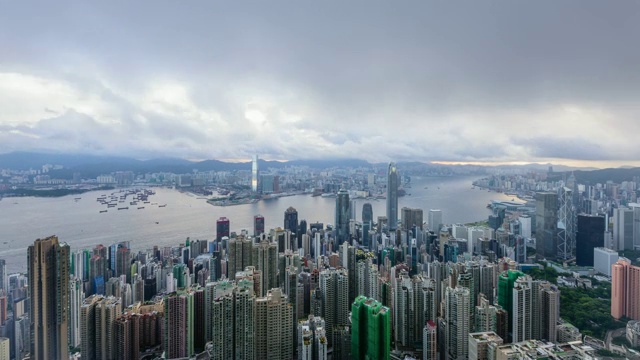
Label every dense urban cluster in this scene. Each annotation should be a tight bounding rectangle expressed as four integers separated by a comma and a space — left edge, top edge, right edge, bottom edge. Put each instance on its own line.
3, 162, 640, 360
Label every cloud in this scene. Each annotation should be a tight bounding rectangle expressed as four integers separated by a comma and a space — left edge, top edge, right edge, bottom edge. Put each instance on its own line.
0, 1, 638, 165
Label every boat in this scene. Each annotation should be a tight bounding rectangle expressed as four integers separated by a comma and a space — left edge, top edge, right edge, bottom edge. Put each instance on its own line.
118, 207, 129, 210
138, 206, 144, 209
159, 204, 167, 208
99, 210, 107, 213
155, 221, 159, 224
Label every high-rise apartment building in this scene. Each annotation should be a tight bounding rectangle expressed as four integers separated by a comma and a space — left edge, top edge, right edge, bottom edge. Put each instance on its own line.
536, 192, 558, 260
227, 236, 253, 280
252, 240, 279, 296
319, 268, 349, 346
163, 290, 194, 359
335, 189, 350, 245
612, 258, 640, 320
576, 214, 605, 266
351, 296, 391, 360
28, 235, 70, 360
511, 277, 532, 343
210, 279, 255, 360
387, 162, 399, 231
69, 276, 84, 348
423, 321, 437, 360
255, 288, 293, 360
445, 286, 471, 360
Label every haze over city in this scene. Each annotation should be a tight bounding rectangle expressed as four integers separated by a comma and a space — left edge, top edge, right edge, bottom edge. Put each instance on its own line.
0, 1, 639, 167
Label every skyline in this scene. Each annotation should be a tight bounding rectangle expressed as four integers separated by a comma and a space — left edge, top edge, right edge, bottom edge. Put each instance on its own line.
1, 1, 639, 167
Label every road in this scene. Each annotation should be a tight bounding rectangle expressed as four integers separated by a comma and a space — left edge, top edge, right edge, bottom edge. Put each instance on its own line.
605, 327, 627, 349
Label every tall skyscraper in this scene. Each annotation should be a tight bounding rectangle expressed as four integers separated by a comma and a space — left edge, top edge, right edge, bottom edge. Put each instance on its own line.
536, 192, 558, 260
0, 260, 6, 294
255, 288, 294, 360
284, 206, 299, 234
423, 321, 437, 360
613, 207, 634, 250
216, 217, 230, 242
320, 268, 349, 346
387, 162, 399, 230
163, 290, 194, 359
401, 207, 424, 233
227, 236, 253, 280
576, 214, 605, 266
362, 203, 373, 224
28, 235, 70, 360
210, 279, 255, 360
445, 286, 471, 360
252, 240, 279, 296
254, 214, 265, 237
335, 189, 350, 245
428, 209, 443, 233
252, 154, 259, 192
611, 258, 640, 320
557, 187, 576, 260
351, 296, 391, 360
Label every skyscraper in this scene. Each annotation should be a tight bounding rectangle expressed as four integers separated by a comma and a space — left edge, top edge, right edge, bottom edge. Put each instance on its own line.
216, 217, 230, 242
536, 192, 558, 260
613, 207, 634, 250
255, 288, 294, 360
445, 286, 471, 360
28, 235, 70, 360
401, 207, 424, 233
611, 258, 640, 320
576, 214, 605, 266
210, 279, 255, 360
320, 268, 349, 346
387, 162, 399, 230
428, 209, 443, 233
252, 154, 259, 192
284, 206, 299, 234
163, 290, 194, 359
351, 296, 391, 360
335, 189, 350, 245
362, 203, 373, 224
227, 235, 253, 280
254, 214, 265, 237
557, 187, 576, 260
252, 240, 279, 296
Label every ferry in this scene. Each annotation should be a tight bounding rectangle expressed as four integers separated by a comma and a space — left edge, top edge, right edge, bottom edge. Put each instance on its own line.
159, 204, 167, 208
99, 210, 108, 213
118, 207, 129, 210
138, 206, 144, 209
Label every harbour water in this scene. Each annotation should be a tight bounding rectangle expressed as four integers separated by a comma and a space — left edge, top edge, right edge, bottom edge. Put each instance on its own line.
0, 176, 510, 273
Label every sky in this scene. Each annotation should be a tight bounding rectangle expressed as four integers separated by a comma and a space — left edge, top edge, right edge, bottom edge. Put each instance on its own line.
0, 1, 639, 167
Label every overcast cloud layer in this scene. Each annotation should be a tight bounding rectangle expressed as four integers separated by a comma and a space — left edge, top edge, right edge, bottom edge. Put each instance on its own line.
0, 1, 639, 166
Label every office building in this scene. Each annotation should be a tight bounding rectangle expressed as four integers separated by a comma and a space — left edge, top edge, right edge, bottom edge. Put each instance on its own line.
351, 296, 391, 360
254, 214, 265, 237
519, 215, 532, 239
387, 162, 399, 230
255, 288, 293, 360
362, 203, 373, 224
557, 187, 576, 260
594, 247, 618, 276
576, 214, 605, 266
252, 154, 259, 192
536, 192, 558, 260
335, 189, 351, 245
401, 207, 424, 233
28, 235, 70, 360
216, 217, 230, 242
284, 206, 299, 234
428, 209, 442, 233
613, 207, 634, 250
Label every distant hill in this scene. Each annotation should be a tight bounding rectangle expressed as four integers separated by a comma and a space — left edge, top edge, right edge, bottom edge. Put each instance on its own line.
571, 167, 640, 184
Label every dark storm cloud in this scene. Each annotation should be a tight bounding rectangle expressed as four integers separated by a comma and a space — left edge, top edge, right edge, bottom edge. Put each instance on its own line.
0, 0, 638, 163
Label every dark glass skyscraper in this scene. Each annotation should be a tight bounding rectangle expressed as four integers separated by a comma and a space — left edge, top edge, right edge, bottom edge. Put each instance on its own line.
386, 162, 398, 230
284, 206, 299, 233
362, 203, 373, 224
254, 214, 265, 237
576, 214, 605, 266
216, 217, 230, 241
335, 189, 350, 245
535, 192, 558, 260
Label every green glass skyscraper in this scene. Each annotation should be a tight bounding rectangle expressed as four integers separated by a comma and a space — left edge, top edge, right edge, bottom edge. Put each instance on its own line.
351, 295, 391, 360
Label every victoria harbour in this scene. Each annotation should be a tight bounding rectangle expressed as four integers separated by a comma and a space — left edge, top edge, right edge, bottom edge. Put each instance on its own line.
0, 175, 509, 273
